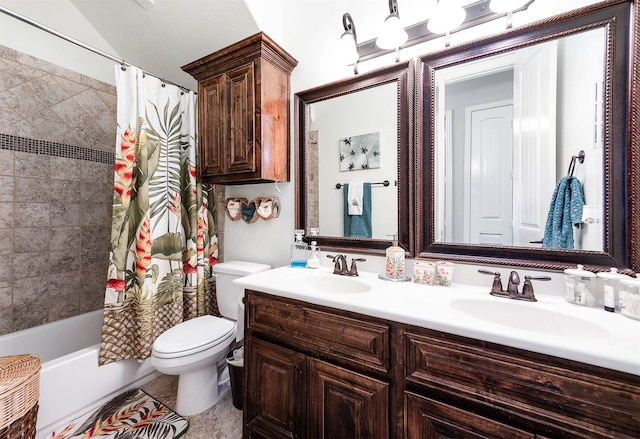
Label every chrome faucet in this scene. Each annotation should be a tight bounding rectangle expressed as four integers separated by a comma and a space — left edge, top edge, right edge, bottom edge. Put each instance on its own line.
478, 269, 551, 302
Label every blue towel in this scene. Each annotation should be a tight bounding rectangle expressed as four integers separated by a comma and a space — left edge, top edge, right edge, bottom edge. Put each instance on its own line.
343, 183, 372, 238
542, 176, 585, 249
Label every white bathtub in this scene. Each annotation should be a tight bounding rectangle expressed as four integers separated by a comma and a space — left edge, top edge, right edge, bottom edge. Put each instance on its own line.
0, 310, 159, 438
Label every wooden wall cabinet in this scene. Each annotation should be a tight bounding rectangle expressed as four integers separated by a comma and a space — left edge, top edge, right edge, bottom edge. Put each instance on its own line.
182, 33, 297, 185
244, 290, 640, 438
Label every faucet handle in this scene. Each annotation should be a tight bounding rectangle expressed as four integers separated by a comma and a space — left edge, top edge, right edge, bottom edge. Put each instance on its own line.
478, 269, 503, 294
527, 275, 552, 281
521, 275, 551, 301
522, 276, 551, 302
348, 258, 366, 276
327, 254, 343, 274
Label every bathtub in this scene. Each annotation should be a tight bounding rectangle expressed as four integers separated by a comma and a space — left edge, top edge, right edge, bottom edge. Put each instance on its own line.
0, 310, 159, 438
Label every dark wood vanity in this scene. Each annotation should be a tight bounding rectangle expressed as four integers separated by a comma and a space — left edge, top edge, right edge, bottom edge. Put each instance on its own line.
243, 290, 640, 438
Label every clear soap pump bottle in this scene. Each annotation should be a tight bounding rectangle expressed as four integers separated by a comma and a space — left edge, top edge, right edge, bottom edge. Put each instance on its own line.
291, 229, 310, 268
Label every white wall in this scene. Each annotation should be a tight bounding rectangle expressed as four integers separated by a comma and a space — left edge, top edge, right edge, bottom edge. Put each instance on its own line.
0, 0, 119, 85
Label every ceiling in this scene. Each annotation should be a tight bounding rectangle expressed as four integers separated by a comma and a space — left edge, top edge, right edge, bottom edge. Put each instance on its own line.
63, 0, 459, 90
68, 0, 261, 90
42, 0, 594, 91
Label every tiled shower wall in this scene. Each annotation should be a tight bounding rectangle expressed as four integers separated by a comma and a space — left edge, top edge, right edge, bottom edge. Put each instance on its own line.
0, 44, 116, 335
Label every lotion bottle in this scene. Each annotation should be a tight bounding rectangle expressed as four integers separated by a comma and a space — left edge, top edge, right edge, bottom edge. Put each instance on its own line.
307, 241, 320, 269
385, 234, 405, 279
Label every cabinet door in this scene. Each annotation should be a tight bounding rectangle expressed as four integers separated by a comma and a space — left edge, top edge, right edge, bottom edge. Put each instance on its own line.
308, 357, 389, 439
246, 337, 306, 439
405, 392, 534, 439
226, 62, 256, 175
199, 73, 226, 177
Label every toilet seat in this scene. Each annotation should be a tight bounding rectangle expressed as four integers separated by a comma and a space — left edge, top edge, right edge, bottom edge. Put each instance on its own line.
152, 315, 235, 359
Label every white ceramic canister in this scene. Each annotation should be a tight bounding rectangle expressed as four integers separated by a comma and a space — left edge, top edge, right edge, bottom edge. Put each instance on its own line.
596, 268, 630, 312
619, 277, 640, 320
413, 261, 436, 285
436, 261, 455, 287
563, 265, 596, 306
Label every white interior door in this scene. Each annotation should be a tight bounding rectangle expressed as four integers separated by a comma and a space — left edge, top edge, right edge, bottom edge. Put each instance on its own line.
464, 101, 514, 245
512, 42, 558, 246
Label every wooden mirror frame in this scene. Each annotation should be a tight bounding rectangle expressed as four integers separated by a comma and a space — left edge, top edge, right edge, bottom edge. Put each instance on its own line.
416, 0, 639, 272
295, 61, 414, 256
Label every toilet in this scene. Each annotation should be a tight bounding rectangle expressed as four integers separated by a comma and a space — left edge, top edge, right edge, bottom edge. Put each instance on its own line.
151, 260, 271, 416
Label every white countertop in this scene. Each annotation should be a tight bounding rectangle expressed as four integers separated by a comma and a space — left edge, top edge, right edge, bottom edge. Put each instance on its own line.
234, 265, 640, 376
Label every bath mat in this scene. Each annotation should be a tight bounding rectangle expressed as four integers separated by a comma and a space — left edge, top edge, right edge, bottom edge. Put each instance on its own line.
47, 388, 188, 439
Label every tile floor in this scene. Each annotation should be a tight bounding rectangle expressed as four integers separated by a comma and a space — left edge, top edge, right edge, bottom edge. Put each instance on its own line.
141, 374, 243, 438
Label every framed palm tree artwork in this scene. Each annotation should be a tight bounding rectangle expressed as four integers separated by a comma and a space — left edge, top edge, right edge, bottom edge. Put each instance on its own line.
339, 132, 380, 172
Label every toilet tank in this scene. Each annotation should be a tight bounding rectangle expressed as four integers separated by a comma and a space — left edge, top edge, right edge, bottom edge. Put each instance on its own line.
211, 261, 271, 320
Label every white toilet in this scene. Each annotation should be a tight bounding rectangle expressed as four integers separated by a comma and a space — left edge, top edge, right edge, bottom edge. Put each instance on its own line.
151, 260, 271, 416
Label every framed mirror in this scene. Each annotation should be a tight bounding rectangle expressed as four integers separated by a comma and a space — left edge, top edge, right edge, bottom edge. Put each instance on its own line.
417, 0, 639, 272
295, 62, 413, 255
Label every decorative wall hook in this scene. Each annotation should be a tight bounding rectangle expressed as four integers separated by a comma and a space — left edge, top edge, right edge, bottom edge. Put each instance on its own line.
225, 196, 281, 224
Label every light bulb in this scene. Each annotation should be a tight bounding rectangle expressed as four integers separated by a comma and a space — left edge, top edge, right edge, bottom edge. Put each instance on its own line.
339, 32, 359, 64
427, 1, 466, 34
376, 15, 408, 50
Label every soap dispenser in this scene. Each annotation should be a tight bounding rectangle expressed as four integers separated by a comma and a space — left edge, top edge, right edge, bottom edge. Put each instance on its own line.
291, 229, 310, 268
307, 241, 320, 269
385, 234, 405, 279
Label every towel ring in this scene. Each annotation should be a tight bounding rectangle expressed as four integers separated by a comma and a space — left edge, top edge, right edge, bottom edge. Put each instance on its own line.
567, 150, 585, 178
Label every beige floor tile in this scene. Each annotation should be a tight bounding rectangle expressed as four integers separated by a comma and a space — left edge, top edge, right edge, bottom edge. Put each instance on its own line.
142, 374, 243, 439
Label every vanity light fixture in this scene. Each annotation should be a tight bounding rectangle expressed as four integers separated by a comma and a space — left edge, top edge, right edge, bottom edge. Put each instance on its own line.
339, 12, 360, 74
352, 0, 535, 64
489, 0, 531, 13
376, 0, 408, 61
427, 0, 467, 46
489, 0, 531, 28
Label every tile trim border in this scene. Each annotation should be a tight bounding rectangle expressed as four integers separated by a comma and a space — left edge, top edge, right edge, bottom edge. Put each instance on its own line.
0, 133, 115, 164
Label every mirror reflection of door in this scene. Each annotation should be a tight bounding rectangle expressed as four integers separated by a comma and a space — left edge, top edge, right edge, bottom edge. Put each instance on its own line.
465, 101, 514, 245
443, 69, 516, 245
512, 42, 557, 248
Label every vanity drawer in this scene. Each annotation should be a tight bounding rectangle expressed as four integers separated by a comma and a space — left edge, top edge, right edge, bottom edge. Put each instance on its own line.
405, 391, 535, 439
403, 327, 640, 438
246, 290, 390, 375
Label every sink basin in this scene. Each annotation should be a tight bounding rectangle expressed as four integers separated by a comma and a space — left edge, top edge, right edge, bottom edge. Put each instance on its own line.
450, 299, 609, 337
286, 272, 371, 294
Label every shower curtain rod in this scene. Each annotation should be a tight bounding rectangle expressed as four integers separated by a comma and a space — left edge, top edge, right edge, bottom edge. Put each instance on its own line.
0, 5, 194, 93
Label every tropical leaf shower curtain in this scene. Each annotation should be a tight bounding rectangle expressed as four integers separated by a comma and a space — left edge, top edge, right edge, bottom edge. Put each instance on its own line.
99, 66, 218, 366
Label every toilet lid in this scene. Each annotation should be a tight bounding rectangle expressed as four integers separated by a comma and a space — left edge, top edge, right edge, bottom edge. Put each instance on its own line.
153, 315, 235, 357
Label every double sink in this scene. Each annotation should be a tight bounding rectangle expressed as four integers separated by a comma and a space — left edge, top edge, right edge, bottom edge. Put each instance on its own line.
234, 265, 640, 376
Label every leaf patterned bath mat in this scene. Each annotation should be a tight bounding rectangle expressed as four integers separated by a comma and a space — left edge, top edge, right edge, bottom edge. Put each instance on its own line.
47, 388, 189, 439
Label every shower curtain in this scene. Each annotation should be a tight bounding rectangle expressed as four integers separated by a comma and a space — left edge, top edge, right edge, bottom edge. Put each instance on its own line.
99, 66, 218, 366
